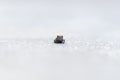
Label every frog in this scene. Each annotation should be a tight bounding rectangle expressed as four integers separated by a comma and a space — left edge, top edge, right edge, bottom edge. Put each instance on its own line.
54, 35, 65, 44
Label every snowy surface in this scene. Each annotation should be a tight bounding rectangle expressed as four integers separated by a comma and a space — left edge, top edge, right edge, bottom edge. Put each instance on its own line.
0, 0, 120, 80
0, 38, 120, 80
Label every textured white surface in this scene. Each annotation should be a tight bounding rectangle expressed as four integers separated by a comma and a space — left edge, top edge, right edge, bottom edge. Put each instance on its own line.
0, 38, 120, 80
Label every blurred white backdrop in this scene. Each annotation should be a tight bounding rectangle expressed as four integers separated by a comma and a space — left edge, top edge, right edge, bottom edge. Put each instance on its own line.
0, 0, 120, 38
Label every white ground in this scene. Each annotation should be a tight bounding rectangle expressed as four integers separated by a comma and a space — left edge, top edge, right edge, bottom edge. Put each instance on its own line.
0, 0, 120, 80
0, 37, 120, 80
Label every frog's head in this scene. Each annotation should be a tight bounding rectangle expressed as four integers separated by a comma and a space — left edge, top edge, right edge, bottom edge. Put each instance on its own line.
57, 35, 63, 39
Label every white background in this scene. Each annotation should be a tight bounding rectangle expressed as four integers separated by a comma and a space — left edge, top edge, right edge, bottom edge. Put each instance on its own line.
0, 0, 120, 38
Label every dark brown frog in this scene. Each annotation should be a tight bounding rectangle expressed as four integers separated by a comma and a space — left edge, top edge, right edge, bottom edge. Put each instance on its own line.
54, 35, 65, 44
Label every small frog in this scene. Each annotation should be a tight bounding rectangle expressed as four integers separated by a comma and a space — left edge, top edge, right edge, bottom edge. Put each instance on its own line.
54, 35, 65, 44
